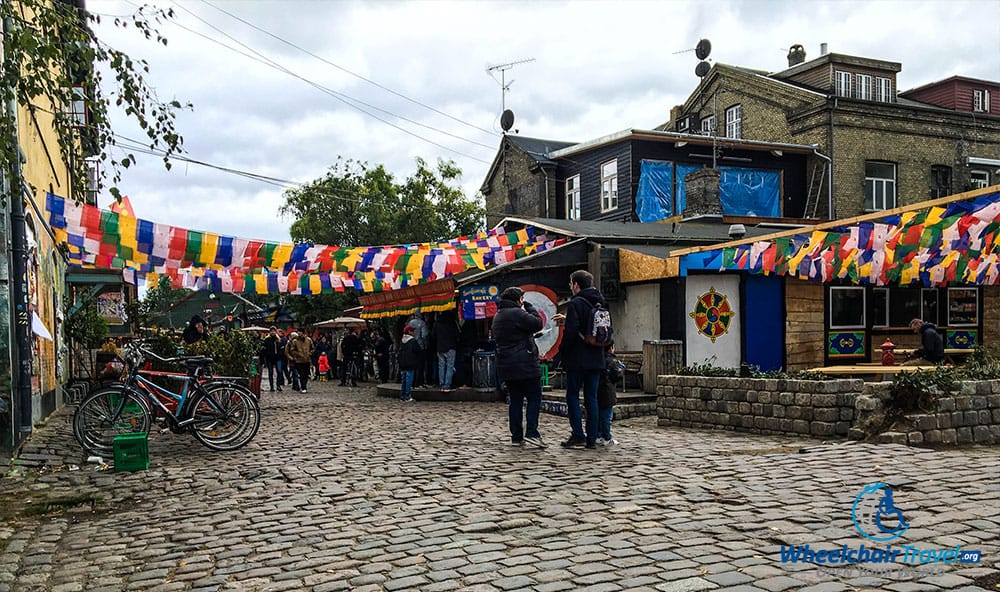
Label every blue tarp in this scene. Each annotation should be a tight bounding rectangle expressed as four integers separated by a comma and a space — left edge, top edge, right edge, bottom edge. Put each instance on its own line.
675, 164, 780, 217
635, 160, 674, 222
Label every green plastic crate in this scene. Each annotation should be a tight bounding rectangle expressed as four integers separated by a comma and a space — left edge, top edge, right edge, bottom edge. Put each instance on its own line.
113, 432, 149, 472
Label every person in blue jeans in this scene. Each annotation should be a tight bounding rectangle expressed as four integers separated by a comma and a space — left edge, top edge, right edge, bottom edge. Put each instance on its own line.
597, 347, 624, 446
553, 270, 607, 449
492, 286, 546, 448
397, 325, 422, 401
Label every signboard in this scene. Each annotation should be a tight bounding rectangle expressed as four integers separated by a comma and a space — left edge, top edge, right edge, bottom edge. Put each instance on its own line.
460, 285, 499, 320
685, 275, 741, 368
521, 284, 563, 359
97, 290, 126, 325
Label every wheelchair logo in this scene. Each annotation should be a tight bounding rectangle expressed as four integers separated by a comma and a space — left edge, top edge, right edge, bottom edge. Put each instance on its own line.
852, 483, 910, 542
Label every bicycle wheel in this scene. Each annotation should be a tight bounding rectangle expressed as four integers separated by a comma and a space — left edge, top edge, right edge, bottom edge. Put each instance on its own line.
188, 383, 260, 451
73, 387, 151, 456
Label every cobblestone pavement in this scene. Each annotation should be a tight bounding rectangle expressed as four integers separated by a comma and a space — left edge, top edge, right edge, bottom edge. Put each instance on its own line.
1, 380, 998, 592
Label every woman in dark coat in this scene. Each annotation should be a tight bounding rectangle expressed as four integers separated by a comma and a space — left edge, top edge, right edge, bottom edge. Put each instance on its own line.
492, 286, 546, 448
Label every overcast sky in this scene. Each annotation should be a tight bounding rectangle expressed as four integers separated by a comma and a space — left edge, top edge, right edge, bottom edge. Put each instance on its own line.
89, 0, 1000, 244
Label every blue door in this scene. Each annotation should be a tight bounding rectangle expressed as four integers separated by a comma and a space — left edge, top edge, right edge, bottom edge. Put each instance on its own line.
744, 275, 784, 371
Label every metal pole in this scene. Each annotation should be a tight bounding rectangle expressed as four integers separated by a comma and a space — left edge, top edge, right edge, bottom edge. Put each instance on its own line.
3, 16, 34, 442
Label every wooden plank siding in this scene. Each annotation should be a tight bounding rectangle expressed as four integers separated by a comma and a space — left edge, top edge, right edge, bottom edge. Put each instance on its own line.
556, 143, 634, 221
984, 286, 1000, 348
785, 278, 825, 371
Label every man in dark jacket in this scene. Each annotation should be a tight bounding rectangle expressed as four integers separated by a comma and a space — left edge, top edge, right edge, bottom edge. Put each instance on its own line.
493, 286, 546, 448
340, 327, 362, 387
261, 326, 285, 392
398, 325, 422, 401
553, 270, 607, 449
907, 318, 945, 363
433, 311, 461, 391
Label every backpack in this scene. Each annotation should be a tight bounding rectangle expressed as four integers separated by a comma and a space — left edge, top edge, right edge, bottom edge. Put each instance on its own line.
580, 299, 614, 347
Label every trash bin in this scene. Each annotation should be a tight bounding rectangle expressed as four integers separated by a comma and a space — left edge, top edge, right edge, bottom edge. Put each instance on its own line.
472, 351, 497, 388
643, 339, 683, 394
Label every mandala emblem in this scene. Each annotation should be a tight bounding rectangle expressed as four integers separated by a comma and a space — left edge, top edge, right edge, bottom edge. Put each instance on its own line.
690, 287, 734, 343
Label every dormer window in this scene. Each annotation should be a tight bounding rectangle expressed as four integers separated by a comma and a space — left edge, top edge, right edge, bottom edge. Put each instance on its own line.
875, 77, 893, 103
856, 74, 873, 100
974, 89, 990, 113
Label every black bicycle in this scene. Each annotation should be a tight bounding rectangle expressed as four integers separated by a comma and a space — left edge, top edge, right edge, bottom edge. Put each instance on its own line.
73, 341, 261, 456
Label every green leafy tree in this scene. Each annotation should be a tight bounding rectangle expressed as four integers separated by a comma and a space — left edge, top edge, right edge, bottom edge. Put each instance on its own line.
125, 275, 189, 334
0, 1, 189, 203
281, 157, 484, 246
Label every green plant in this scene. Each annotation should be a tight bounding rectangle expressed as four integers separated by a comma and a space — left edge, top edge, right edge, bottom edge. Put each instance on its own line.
959, 345, 1000, 380
890, 366, 960, 413
65, 302, 108, 349
677, 362, 738, 377
184, 330, 260, 377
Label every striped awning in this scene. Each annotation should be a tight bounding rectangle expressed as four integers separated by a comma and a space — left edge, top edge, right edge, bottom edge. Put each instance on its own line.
359, 278, 457, 319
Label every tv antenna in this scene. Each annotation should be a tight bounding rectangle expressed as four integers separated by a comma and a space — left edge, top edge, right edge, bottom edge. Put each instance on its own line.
487, 57, 535, 113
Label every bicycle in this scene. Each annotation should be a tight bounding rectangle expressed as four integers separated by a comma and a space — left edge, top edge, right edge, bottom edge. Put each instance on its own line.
73, 341, 261, 456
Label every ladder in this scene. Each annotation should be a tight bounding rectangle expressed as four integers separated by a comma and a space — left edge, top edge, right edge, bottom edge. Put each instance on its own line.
804, 159, 826, 219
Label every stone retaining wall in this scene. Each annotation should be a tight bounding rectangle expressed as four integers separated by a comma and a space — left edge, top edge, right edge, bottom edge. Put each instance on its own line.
855, 381, 1000, 446
657, 375, 1000, 446
657, 375, 861, 438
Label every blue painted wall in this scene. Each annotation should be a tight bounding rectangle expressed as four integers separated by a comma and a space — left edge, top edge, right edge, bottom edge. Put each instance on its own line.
744, 275, 784, 371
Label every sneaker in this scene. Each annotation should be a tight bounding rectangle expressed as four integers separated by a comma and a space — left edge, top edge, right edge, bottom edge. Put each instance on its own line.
585, 441, 597, 449
595, 438, 607, 447
300, 388, 307, 393
605, 438, 618, 446
509, 440, 524, 447
523, 435, 546, 449
560, 437, 585, 448
276, 386, 282, 392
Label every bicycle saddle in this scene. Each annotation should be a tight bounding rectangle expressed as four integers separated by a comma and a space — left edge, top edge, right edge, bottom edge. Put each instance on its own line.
180, 357, 213, 371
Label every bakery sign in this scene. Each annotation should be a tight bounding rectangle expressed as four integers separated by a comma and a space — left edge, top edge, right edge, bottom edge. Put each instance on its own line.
460, 285, 500, 320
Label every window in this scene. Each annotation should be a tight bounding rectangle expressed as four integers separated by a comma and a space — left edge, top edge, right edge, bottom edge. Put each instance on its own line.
565, 175, 581, 220
66, 86, 87, 127
947, 288, 978, 326
973, 88, 990, 112
856, 74, 873, 101
875, 77, 893, 102
864, 161, 896, 211
835, 71, 852, 98
830, 286, 865, 329
700, 115, 716, 135
930, 165, 952, 199
921, 289, 939, 326
85, 158, 99, 204
725, 104, 741, 139
600, 160, 618, 212
970, 170, 990, 189
872, 288, 889, 328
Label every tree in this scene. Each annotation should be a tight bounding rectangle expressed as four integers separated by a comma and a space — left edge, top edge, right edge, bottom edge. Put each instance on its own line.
125, 275, 189, 334
280, 157, 485, 246
0, 1, 189, 204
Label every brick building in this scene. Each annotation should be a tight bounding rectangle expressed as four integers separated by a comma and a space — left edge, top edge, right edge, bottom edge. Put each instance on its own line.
666, 46, 1000, 220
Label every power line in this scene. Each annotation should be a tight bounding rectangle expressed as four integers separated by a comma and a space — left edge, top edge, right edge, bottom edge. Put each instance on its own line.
200, 0, 498, 139
162, 1, 493, 162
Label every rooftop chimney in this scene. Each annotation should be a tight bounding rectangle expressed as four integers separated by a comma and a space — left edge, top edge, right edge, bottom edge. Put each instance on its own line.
820, 42, 828, 56
787, 44, 806, 67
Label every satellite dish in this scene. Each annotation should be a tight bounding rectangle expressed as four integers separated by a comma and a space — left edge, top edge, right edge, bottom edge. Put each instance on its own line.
695, 38, 712, 60
695, 61, 711, 78
500, 109, 515, 132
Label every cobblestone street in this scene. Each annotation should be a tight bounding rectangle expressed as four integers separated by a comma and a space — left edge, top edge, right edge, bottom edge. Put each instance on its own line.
1, 381, 998, 592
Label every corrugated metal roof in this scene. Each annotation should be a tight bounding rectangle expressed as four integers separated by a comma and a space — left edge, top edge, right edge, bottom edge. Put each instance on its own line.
506, 136, 576, 161
500, 216, 783, 244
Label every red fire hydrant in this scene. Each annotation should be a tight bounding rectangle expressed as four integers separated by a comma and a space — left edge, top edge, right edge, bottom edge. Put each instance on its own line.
881, 338, 896, 366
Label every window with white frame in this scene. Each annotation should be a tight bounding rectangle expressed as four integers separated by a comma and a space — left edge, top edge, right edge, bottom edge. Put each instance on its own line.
85, 158, 99, 204
970, 170, 990, 189
565, 174, 581, 220
835, 71, 853, 98
856, 74, 873, 101
875, 77, 893, 102
725, 104, 741, 139
600, 160, 618, 212
830, 286, 865, 329
700, 114, 716, 135
66, 86, 87, 127
864, 161, 896, 211
974, 88, 991, 113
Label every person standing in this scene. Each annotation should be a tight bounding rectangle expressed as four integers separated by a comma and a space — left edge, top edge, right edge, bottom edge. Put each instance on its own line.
397, 325, 422, 402
261, 326, 284, 392
340, 327, 362, 387
285, 331, 315, 392
597, 347, 624, 446
492, 287, 546, 448
433, 311, 460, 392
313, 334, 331, 380
406, 311, 430, 386
374, 330, 391, 382
553, 270, 608, 449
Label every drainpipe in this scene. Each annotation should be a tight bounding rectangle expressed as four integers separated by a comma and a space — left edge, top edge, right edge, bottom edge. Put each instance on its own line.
3, 16, 34, 442
827, 96, 837, 219
811, 146, 833, 220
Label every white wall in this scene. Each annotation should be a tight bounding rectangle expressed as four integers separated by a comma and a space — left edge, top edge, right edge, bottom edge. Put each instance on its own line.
685, 275, 741, 368
609, 283, 660, 352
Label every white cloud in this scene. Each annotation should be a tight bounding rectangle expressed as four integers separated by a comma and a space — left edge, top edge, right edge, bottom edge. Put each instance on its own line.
87, 0, 1000, 245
